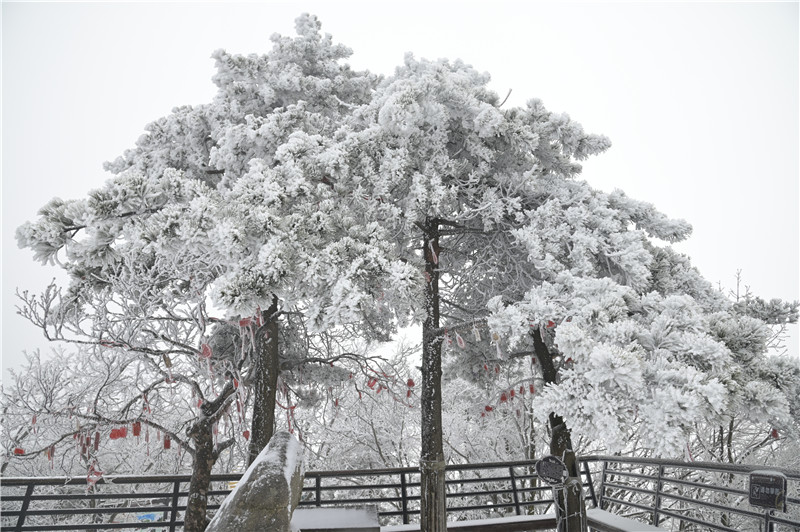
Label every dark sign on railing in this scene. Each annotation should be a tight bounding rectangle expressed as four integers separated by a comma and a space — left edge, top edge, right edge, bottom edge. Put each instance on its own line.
749, 470, 787, 512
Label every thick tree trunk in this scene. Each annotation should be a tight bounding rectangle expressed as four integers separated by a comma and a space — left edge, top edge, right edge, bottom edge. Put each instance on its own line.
533, 328, 586, 532
184, 419, 215, 532
247, 296, 280, 466
420, 220, 447, 532
184, 382, 236, 532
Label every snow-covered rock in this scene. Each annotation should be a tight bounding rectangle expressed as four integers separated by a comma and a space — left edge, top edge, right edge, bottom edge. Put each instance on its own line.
206, 431, 304, 532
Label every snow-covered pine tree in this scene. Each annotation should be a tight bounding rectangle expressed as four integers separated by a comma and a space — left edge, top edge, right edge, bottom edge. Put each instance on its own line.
14, 15, 409, 530
298, 52, 798, 530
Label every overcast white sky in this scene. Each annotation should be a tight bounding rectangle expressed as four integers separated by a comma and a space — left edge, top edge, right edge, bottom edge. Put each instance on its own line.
2, 1, 798, 383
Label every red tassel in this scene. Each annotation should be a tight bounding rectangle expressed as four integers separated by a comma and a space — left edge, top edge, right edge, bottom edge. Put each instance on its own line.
406, 390, 412, 398
200, 343, 212, 359
529, 384, 535, 394
94, 432, 100, 451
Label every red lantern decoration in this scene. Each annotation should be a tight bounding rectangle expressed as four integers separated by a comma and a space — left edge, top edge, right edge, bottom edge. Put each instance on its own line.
771, 428, 779, 439
163, 436, 171, 450
132, 422, 141, 437
239, 317, 251, 327
243, 430, 250, 441
407, 379, 415, 388
547, 320, 556, 328
484, 405, 493, 412
13, 447, 24, 455
529, 384, 535, 394
500, 392, 508, 403
94, 432, 100, 451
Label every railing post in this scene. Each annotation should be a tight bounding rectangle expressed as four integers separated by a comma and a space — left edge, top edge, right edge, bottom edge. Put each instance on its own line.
509, 466, 522, 515
400, 471, 410, 524
14, 484, 34, 532
598, 460, 608, 510
169, 479, 181, 532
653, 465, 664, 526
315, 475, 322, 507
582, 460, 598, 508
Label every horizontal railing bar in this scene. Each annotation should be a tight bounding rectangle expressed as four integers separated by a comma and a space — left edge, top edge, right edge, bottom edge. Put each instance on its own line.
601, 495, 663, 515
447, 502, 515, 512
447, 488, 517, 498
7, 505, 177, 517
582, 455, 800, 479
293, 459, 539, 479
658, 491, 766, 519
1, 522, 181, 532
655, 507, 741, 532
771, 514, 800, 526
601, 469, 658, 482
658, 475, 749, 497
311, 482, 404, 491
446, 476, 513, 485
602, 481, 656, 497
2, 492, 175, 502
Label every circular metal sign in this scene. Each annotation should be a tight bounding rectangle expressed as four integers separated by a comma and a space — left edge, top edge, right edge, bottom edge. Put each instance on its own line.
536, 455, 569, 486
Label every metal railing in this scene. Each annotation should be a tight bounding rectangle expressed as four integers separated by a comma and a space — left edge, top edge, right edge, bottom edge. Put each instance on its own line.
581, 455, 800, 531
2, 456, 798, 531
1, 460, 576, 531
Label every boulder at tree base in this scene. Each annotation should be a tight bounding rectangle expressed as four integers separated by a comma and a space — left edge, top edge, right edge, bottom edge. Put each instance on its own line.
206, 431, 304, 532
